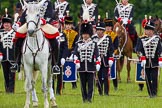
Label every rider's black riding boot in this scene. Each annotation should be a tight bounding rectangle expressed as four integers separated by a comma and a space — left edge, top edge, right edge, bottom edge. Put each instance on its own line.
49, 38, 60, 74
10, 38, 24, 72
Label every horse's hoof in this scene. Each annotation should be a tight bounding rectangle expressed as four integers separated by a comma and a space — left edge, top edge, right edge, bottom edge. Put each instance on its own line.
33, 101, 38, 107
51, 98, 57, 108
44, 101, 49, 108
24, 104, 30, 108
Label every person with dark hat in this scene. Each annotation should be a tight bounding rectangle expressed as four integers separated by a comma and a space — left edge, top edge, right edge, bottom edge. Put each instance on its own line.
92, 16, 114, 96
114, 0, 138, 52
71, 22, 101, 103
104, 17, 119, 91
0, 12, 16, 93
136, 20, 162, 98
10, 0, 60, 74
51, 19, 68, 95
63, 14, 79, 89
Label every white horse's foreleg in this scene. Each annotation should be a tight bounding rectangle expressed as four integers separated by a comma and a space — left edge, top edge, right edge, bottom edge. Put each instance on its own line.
32, 70, 39, 107
41, 66, 49, 108
24, 78, 32, 108
32, 88, 38, 107
48, 74, 57, 107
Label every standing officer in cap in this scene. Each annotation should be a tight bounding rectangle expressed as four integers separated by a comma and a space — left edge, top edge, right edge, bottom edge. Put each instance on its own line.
104, 16, 119, 91
114, 0, 137, 51
92, 16, 114, 95
71, 21, 101, 103
63, 13, 79, 89
137, 20, 162, 98
0, 12, 16, 93
11, 0, 60, 74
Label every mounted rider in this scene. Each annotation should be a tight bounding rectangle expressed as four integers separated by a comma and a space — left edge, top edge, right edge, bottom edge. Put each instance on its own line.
114, 0, 137, 52
10, 0, 60, 73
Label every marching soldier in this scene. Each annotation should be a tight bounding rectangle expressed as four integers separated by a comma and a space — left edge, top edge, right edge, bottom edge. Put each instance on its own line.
92, 18, 114, 95
114, 0, 137, 51
63, 14, 79, 89
71, 22, 101, 102
137, 20, 162, 98
104, 17, 119, 91
0, 13, 16, 93
10, 0, 60, 74
80, 0, 98, 22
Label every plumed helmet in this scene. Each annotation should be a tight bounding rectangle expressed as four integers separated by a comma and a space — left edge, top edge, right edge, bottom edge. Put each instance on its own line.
144, 20, 155, 30
80, 22, 93, 36
2, 14, 12, 24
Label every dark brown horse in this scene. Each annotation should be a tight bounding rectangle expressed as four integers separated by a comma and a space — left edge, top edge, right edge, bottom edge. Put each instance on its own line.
113, 22, 133, 82
153, 16, 162, 37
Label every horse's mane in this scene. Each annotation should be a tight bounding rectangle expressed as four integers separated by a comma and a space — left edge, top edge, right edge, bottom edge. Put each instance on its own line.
27, 3, 40, 14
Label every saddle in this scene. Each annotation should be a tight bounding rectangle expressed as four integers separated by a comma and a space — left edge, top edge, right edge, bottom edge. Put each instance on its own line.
16, 23, 59, 39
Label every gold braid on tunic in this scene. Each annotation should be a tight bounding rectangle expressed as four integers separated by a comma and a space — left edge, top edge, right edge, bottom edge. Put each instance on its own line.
63, 29, 78, 50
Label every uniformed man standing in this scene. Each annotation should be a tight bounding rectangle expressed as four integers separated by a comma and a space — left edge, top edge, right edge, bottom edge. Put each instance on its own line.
92, 19, 114, 95
63, 15, 79, 89
114, 0, 137, 51
72, 22, 101, 103
104, 17, 119, 91
0, 14, 16, 93
80, 0, 98, 22
51, 19, 68, 95
137, 20, 162, 98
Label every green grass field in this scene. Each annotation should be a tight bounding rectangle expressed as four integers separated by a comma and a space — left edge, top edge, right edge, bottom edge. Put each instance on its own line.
0, 57, 162, 108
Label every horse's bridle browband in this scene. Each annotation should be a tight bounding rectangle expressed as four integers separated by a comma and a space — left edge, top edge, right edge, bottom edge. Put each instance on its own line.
27, 17, 40, 32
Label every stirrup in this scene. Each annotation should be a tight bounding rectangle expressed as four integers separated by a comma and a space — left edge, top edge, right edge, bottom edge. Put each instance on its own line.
10, 64, 19, 73
52, 65, 60, 75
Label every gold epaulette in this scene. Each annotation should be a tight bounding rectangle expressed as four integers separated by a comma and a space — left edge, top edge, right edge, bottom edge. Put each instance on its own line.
139, 34, 147, 38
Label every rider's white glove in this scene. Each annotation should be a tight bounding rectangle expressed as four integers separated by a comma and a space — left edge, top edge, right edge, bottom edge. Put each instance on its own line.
12, 23, 20, 31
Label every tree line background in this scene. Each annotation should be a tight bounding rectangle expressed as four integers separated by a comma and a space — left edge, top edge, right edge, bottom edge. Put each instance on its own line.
0, 0, 162, 27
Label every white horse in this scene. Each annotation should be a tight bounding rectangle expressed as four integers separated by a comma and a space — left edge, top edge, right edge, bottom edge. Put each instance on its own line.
21, 0, 57, 108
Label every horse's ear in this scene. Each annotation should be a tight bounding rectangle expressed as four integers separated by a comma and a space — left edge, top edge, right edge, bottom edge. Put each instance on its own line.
38, 0, 46, 7
155, 15, 159, 20
23, 0, 28, 7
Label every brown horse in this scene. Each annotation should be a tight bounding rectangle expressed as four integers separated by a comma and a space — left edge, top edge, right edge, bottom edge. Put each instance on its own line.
113, 22, 133, 82
153, 16, 162, 36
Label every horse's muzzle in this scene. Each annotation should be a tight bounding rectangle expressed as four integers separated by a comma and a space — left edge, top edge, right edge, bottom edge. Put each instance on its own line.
28, 29, 34, 36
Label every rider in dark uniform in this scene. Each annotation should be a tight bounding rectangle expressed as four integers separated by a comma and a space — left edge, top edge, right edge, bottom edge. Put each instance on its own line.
11, 0, 60, 73
80, 0, 98, 22
114, 0, 137, 51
